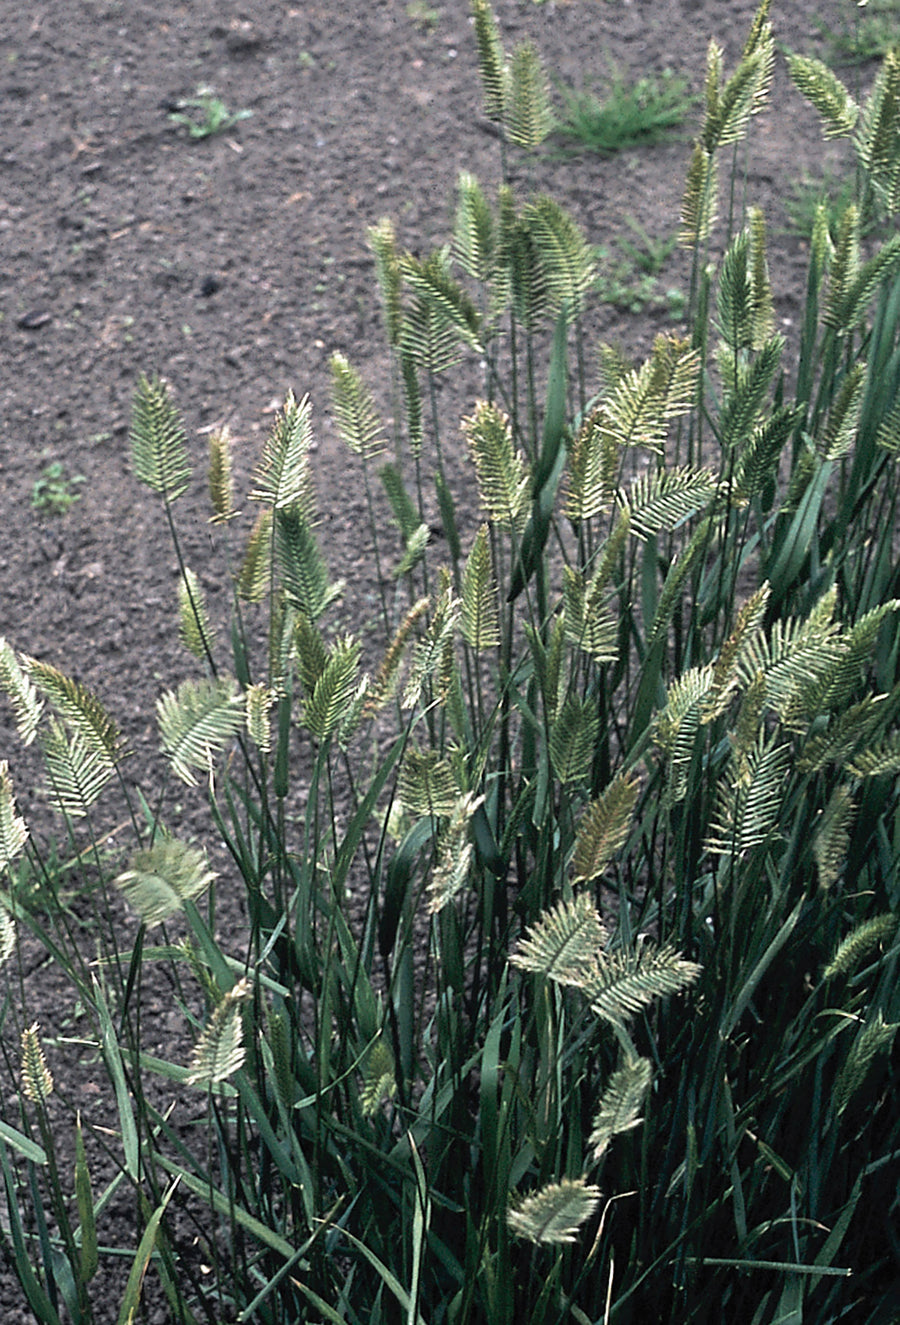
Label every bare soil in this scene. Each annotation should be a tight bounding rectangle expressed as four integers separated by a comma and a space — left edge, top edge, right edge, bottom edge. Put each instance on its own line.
0, 0, 872, 1317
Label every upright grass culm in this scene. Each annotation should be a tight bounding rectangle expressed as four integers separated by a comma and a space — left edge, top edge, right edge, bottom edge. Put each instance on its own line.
0, 1, 899, 1320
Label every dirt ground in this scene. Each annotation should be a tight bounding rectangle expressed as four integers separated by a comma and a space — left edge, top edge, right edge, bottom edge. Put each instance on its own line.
0, 0, 875, 1317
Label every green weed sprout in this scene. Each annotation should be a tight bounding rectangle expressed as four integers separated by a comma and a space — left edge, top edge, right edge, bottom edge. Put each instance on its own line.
592, 219, 683, 314
406, 1, 440, 30
168, 86, 252, 139
31, 461, 86, 516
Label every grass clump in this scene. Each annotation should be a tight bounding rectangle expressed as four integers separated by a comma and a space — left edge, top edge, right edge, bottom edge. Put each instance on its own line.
553, 67, 695, 155
168, 86, 252, 139
1, 2, 900, 1321
817, 0, 900, 66
594, 217, 685, 315
406, 0, 440, 31
31, 461, 86, 516
782, 167, 860, 238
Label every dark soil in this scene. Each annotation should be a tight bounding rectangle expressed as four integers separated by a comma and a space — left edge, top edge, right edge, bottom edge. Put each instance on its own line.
0, 0, 871, 1317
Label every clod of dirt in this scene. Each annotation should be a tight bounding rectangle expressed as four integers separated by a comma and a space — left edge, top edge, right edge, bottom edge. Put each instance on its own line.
16, 309, 51, 330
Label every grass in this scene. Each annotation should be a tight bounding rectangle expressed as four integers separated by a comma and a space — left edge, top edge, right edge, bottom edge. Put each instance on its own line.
553, 67, 695, 155
617, 215, 679, 274
816, 0, 900, 65
167, 87, 252, 139
31, 461, 85, 516
406, 1, 440, 31
782, 168, 858, 238
782, 167, 894, 241
593, 218, 685, 316
593, 248, 685, 315
1, 2, 900, 1321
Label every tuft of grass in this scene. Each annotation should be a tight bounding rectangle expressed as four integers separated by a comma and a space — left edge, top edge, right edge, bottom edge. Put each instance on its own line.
617, 214, 679, 274
31, 461, 85, 516
553, 66, 695, 155
816, 0, 900, 66
781, 168, 892, 242
168, 86, 252, 139
407, 0, 440, 30
782, 169, 858, 238
594, 219, 684, 315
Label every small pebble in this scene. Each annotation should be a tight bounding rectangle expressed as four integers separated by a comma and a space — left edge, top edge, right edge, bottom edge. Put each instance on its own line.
17, 309, 51, 330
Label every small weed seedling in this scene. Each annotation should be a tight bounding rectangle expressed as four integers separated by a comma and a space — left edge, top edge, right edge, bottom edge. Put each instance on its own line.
594, 221, 684, 316
168, 87, 252, 139
407, 1, 440, 30
617, 215, 678, 276
553, 67, 694, 155
31, 461, 86, 516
